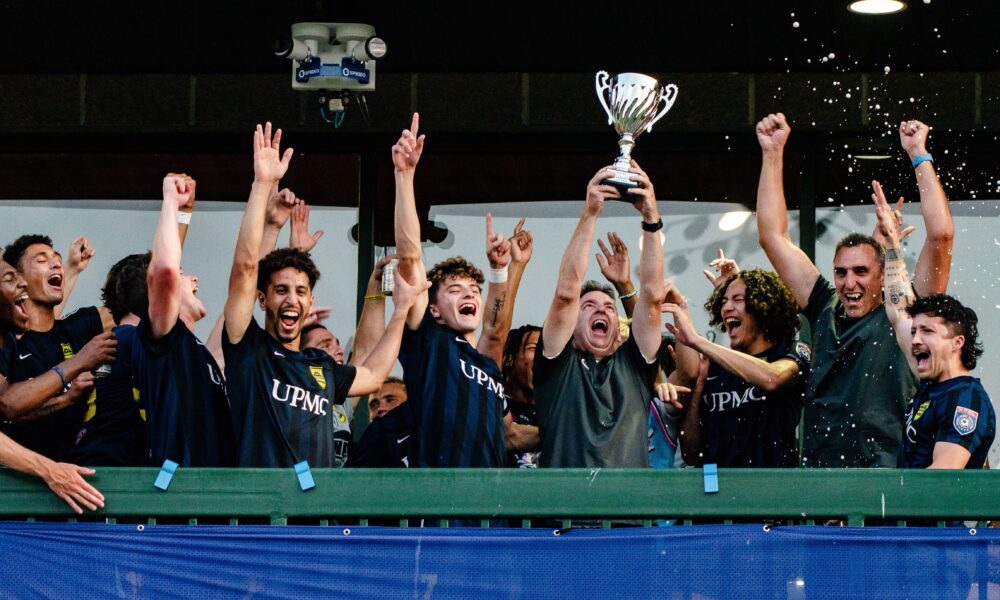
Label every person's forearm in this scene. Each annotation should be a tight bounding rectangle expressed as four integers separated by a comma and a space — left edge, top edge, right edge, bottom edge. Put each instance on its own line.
690, 337, 798, 392
394, 171, 423, 272
615, 279, 637, 319
756, 151, 789, 242
359, 310, 408, 384
884, 237, 915, 321
0, 431, 50, 477
912, 158, 953, 295
235, 182, 272, 268
14, 390, 79, 422
0, 359, 89, 419
350, 283, 386, 366
556, 213, 598, 297
634, 209, 665, 354
505, 422, 540, 452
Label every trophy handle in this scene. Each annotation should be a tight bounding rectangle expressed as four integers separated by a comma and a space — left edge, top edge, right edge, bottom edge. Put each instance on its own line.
646, 83, 679, 132
595, 71, 614, 125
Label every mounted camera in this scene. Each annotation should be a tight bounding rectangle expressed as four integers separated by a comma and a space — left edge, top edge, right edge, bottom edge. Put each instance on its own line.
274, 22, 385, 119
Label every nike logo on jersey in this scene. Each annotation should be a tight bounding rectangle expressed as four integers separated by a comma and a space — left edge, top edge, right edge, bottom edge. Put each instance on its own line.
273, 351, 285, 358
18, 353, 32, 360
705, 375, 719, 381
397, 435, 410, 444
454, 337, 470, 346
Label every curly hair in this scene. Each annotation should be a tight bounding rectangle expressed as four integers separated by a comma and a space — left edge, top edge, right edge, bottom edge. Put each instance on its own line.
907, 294, 984, 370
502, 324, 541, 381
257, 247, 320, 293
3, 234, 54, 271
102, 252, 151, 324
427, 257, 484, 303
704, 269, 799, 345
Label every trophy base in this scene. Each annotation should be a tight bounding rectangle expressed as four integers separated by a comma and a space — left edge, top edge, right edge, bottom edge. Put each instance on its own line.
602, 169, 639, 199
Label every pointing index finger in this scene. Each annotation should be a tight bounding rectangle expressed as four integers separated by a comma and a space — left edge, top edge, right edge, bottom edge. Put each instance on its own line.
411, 113, 420, 137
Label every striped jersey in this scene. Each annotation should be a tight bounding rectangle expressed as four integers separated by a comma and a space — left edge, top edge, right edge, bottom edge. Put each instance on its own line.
223, 318, 356, 468
398, 313, 506, 468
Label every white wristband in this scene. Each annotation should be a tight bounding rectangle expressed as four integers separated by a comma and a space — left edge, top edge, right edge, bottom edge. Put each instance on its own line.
177, 211, 192, 225
488, 266, 508, 284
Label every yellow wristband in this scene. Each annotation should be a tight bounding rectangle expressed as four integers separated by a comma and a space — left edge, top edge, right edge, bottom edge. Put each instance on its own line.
364, 293, 386, 302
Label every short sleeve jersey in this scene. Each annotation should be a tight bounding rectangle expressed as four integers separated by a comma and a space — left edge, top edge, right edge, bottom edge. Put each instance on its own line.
132, 318, 237, 467
801, 277, 917, 467
899, 376, 995, 469
533, 332, 659, 468
1, 307, 103, 460
398, 312, 507, 468
648, 398, 680, 469
699, 339, 810, 468
69, 324, 148, 466
223, 318, 356, 468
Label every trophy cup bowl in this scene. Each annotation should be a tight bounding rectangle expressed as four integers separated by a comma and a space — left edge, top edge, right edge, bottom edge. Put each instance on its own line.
595, 71, 678, 193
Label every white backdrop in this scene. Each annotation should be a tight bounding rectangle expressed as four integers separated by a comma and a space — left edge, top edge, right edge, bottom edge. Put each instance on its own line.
0, 200, 359, 345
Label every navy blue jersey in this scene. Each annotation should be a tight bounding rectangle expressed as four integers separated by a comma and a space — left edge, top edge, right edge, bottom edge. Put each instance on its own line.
69, 324, 148, 466
223, 318, 356, 468
0, 307, 103, 460
398, 312, 507, 468
899, 376, 995, 469
346, 402, 413, 468
133, 318, 236, 467
699, 339, 810, 468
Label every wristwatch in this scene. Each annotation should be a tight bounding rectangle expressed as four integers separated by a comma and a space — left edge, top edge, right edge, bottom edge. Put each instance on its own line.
641, 219, 663, 232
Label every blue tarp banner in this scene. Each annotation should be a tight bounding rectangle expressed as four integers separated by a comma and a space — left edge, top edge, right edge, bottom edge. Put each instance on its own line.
1, 522, 998, 599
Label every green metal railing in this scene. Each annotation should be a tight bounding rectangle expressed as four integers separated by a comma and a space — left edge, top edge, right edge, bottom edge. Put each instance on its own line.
2, 468, 997, 527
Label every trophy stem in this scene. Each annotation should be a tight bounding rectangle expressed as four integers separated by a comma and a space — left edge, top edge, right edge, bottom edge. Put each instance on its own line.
603, 133, 638, 194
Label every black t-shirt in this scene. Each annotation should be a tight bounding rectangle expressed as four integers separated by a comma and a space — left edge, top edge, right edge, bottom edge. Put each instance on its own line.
801, 276, 917, 467
133, 318, 236, 467
398, 312, 507, 468
1, 307, 103, 460
899, 376, 995, 469
346, 401, 413, 468
69, 324, 148, 466
533, 332, 659, 468
699, 339, 810, 468
223, 318, 356, 468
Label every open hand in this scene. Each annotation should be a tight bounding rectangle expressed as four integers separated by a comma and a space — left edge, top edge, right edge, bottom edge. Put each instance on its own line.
253, 122, 293, 184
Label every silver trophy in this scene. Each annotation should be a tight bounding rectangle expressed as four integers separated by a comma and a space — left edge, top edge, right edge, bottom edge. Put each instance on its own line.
595, 71, 678, 191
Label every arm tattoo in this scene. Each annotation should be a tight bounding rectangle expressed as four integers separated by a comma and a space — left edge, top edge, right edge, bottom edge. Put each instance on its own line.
491, 297, 505, 327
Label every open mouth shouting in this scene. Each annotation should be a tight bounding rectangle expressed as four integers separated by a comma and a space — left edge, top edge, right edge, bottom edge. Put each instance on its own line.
912, 347, 931, 374
458, 302, 477, 318
13, 291, 29, 323
590, 316, 610, 336
724, 317, 742, 339
278, 308, 301, 333
46, 272, 63, 292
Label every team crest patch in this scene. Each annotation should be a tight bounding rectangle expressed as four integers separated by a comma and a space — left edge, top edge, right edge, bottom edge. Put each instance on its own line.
953, 406, 979, 436
794, 341, 812, 363
310, 366, 326, 390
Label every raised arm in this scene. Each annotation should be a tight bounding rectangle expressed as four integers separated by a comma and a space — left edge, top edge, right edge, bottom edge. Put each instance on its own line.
479, 216, 533, 365
224, 122, 293, 345
662, 281, 700, 385
349, 267, 430, 396
663, 303, 802, 392
597, 232, 636, 318
53, 236, 95, 319
703, 249, 740, 288
0, 332, 115, 419
289, 201, 325, 252
148, 173, 193, 338
900, 120, 954, 296
542, 166, 617, 356
0, 432, 104, 514
627, 161, 665, 361
350, 255, 394, 366
875, 182, 917, 375
260, 187, 297, 258
679, 354, 709, 466
754, 113, 819, 308
392, 113, 429, 329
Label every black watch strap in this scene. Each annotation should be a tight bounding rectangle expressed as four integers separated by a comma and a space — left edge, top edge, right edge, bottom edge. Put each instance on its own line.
641, 219, 663, 232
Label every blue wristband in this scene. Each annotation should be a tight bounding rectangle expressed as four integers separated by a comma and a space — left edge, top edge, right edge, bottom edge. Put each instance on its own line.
911, 153, 933, 168
51, 366, 68, 392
